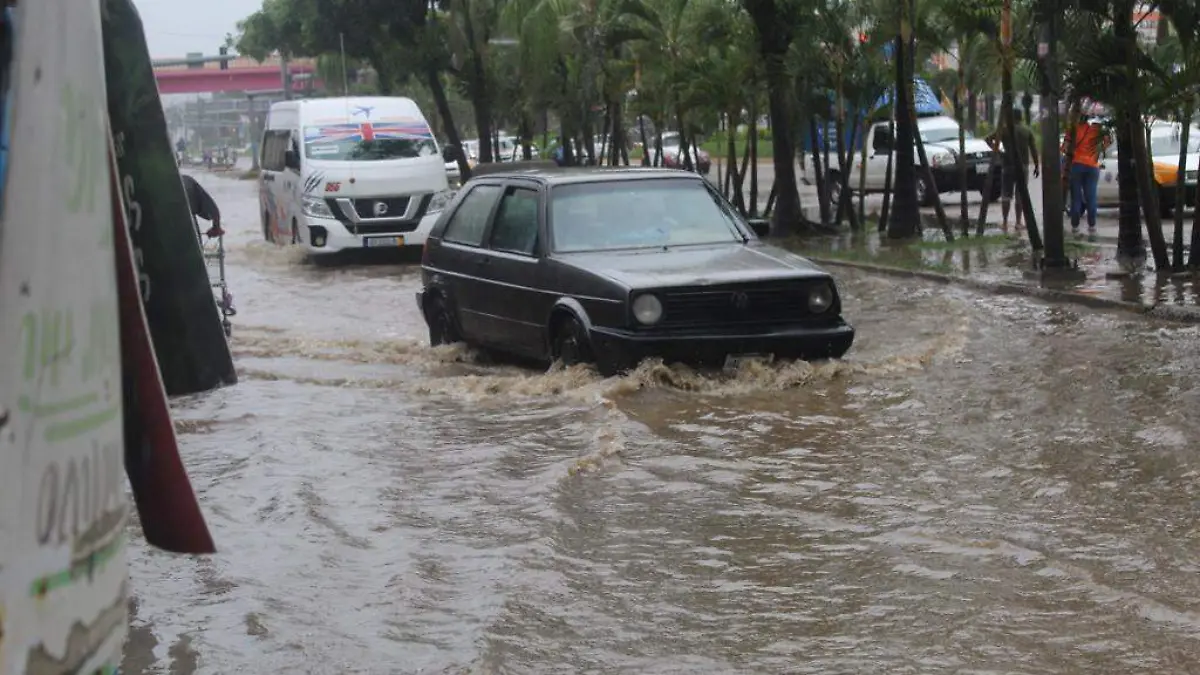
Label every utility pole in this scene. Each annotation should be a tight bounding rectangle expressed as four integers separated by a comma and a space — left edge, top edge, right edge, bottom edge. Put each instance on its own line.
1039, 0, 1070, 269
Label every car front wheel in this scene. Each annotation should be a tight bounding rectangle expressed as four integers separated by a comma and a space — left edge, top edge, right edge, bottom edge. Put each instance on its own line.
552, 315, 594, 367
426, 295, 461, 346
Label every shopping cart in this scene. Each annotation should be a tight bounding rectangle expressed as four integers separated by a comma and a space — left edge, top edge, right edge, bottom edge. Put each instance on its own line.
198, 229, 235, 337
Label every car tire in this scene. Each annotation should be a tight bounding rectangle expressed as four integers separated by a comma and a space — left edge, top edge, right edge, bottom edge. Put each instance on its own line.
263, 211, 274, 243
827, 171, 843, 208
291, 219, 300, 245
552, 315, 594, 367
916, 175, 935, 207
426, 295, 461, 346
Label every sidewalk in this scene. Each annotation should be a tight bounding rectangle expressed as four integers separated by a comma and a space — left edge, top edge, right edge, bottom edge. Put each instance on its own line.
779, 228, 1200, 322
727, 159, 1196, 248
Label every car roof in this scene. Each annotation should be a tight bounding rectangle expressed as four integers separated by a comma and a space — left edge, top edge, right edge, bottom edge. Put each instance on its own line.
465, 165, 702, 186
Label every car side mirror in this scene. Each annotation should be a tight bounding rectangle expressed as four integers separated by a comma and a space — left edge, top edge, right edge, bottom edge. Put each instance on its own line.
284, 149, 300, 171
746, 217, 770, 238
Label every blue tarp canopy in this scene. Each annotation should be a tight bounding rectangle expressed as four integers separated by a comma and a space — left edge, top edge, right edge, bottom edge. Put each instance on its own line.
875, 77, 945, 116
803, 77, 947, 153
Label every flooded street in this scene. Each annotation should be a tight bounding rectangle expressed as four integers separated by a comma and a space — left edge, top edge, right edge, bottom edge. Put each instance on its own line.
124, 171, 1200, 674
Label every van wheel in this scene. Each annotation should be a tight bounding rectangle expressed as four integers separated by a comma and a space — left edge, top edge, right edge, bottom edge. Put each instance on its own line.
426, 295, 461, 346
291, 219, 300, 245
263, 212, 274, 243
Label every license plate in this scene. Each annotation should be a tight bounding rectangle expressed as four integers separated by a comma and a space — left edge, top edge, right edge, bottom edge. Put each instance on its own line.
975, 164, 990, 174
723, 353, 775, 371
364, 236, 405, 248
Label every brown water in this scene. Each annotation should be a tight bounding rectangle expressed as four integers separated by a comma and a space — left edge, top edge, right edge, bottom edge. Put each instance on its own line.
124, 172, 1200, 674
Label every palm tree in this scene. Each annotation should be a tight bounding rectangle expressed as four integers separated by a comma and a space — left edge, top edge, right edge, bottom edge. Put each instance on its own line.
1156, 0, 1200, 269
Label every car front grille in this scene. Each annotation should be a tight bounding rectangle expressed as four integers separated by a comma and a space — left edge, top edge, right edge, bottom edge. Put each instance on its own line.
655, 279, 827, 329
353, 196, 411, 220
1187, 170, 1198, 182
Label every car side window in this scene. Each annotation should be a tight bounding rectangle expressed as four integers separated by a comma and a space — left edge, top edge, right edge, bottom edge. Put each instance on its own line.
261, 130, 289, 172
443, 184, 502, 247
487, 187, 540, 256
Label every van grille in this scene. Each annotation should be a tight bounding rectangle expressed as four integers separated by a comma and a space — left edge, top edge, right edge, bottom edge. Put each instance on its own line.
353, 196, 411, 219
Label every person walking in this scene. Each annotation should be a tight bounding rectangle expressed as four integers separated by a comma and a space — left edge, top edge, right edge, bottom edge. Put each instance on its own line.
986, 109, 1040, 232
1061, 113, 1109, 235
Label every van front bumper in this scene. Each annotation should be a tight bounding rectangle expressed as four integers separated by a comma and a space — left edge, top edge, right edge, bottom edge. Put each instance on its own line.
298, 212, 441, 255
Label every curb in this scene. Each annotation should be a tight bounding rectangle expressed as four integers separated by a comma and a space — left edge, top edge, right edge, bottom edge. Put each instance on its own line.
808, 256, 1200, 325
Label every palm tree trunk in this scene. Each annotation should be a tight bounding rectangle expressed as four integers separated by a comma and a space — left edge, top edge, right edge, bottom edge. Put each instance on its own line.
749, 110, 760, 216
761, 55, 803, 232
956, 61, 969, 235
888, 27, 921, 237
880, 111, 896, 233
913, 110, 951, 240
858, 120, 869, 227
1114, 115, 1146, 267
1173, 103, 1193, 270
1190, 177, 1200, 268
809, 119, 830, 226
1131, 116, 1171, 269
425, 67, 470, 181
837, 114, 861, 228
638, 115, 650, 167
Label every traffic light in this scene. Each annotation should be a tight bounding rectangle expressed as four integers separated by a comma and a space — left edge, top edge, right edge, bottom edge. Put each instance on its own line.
219, 46, 228, 70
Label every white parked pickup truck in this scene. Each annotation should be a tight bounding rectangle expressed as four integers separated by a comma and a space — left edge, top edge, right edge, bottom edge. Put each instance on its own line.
835, 115, 1003, 206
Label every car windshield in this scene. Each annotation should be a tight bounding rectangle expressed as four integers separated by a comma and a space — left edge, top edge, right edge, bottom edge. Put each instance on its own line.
304, 123, 437, 161
1150, 130, 1200, 157
550, 178, 745, 252
919, 126, 972, 144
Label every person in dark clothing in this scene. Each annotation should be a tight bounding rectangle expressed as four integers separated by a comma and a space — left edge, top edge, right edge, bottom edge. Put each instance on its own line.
181, 174, 223, 239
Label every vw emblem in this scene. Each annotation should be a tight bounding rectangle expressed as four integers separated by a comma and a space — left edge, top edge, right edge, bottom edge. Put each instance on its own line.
373, 201, 389, 217
730, 291, 749, 310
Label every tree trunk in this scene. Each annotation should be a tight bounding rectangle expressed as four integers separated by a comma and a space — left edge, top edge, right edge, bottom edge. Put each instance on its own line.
837, 113, 860, 228
1114, 114, 1146, 267
639, 115, 651, 167
1131, 116, 1171, 269
425, 67, 470, 181
967, 91, 978, 133
888, 28, 921, 237
913, 106, 951, 240
761, 54, 803, 231
1173, 102, 1193, 270
858, 119, 869, 227
809, 119, 830, 226
1190, 175, 1200, 267
956, 61, 969, 235
880, 111, 896, 233
749, 110, 760, 217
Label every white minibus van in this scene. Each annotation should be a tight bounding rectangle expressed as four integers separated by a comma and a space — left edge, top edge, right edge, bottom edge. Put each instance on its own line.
258, 96, 453, 254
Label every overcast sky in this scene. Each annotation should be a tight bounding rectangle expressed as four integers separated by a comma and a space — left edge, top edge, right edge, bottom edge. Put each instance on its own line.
133, 0, 256, 58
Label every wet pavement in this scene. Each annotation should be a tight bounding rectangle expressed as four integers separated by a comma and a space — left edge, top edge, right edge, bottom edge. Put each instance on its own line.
125, 170, 1200, 674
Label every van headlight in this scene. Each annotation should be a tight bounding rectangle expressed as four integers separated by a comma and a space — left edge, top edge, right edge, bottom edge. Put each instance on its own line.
632, 293, 663, 325
301, 195, 335, 219
808, 284, 834, 313
428, 189, 453, 214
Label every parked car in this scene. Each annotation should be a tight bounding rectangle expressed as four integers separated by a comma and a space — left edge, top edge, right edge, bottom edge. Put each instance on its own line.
1090, 120, 1200, 216
416, 168, 855, 375
646, 133, 713, 174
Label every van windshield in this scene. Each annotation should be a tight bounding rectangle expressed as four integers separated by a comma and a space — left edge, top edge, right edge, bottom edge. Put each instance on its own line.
303, 123, 437, 161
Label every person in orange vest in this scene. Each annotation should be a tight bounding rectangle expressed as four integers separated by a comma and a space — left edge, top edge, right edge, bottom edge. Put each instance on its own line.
1061, 114, 1110, 235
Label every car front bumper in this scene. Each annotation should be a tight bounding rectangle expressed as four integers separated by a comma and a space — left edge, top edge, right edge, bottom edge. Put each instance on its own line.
931, 163, 999, 192
589, 320, 855, 369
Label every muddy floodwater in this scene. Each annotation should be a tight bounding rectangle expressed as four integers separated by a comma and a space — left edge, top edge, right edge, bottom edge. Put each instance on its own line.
123, 172, 1200, 674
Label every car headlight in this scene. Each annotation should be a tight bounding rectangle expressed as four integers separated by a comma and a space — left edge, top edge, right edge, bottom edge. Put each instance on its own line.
808, 284, 834, 313
632, 293, 663, 325
427, 189, 453, 214
301, 195, 335, 219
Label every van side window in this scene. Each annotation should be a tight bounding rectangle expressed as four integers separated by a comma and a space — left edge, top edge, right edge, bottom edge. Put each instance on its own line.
261, 130, 290, 172
488, 187, 539, 256
443, 184, 502, 247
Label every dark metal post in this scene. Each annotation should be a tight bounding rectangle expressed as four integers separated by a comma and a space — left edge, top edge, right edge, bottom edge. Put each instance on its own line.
1039, 0, 1068, 267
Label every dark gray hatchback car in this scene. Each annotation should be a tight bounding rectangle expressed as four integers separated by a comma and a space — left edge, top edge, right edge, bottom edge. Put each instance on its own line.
416, 167, 854, 375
